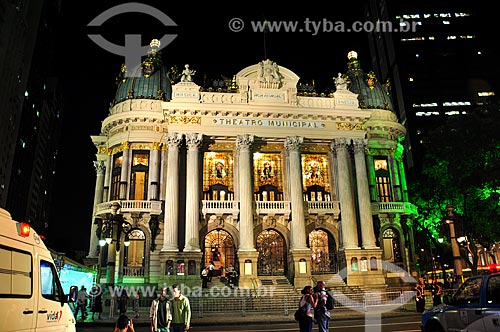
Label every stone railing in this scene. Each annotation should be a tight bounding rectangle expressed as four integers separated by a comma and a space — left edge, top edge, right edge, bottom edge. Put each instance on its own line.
371, 202, 418, 215
254, 201, 291, 220
306, 201, 341, 219
201, 200, 239, 219
95, 200, 163, 216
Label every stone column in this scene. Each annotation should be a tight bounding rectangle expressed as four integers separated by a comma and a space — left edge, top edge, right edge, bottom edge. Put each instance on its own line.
159, 146, 167, 201
331, 138, 359, 249
184, 133, 203, 252
398, 158, 409, 202
285, 136, 307, 250
102, 153, 111, 202
236, 134, 259, 289
353, 138, 377, 249
88, 160, 105, 258
148, 142, 161, 200
119, 142, 131, 200
236, 134, 256, 251
388, 152, 402, 201
365, 154, 377, 202
162, 133, 183, 252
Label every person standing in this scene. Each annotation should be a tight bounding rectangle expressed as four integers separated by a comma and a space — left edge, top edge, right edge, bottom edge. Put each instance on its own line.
133, 292, 140, 318
313, 280, 331, 332
115, 314, 135, 332
119, 289, 129, 315
415, 278, 426, 313
170, 284, 191, 332
431, 278, 443, 306
208, 261, 215, 282
74, 286, 89, 320
91, 293, 103, 320
201, 267, 209, 288
298, 285, 316, 332
150, 286, 171, 332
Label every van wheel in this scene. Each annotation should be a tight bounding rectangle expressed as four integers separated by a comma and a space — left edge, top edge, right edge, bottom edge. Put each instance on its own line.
424, 322, 444, 332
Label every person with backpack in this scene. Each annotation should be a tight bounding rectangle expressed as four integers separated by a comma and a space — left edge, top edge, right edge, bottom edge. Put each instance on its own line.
313, 280, 333, 332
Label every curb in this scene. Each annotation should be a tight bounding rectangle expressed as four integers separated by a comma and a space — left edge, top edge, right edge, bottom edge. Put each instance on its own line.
76, 310, 420, 328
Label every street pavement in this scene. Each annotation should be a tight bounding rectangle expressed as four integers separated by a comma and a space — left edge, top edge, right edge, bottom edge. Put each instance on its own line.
76, 303, 422, 328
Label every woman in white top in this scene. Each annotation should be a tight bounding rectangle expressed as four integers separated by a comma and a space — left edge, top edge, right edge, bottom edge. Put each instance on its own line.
298, 285, 316, 332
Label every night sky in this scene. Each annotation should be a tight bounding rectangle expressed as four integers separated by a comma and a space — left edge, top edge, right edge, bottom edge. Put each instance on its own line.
47, 0, 370, 255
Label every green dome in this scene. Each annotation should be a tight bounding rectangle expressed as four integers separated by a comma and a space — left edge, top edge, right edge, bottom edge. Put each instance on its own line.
112, 44, 172, 105
345, 51, 394, 111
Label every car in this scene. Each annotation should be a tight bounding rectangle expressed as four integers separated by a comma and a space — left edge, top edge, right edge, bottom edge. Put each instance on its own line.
421, 272, 500, 332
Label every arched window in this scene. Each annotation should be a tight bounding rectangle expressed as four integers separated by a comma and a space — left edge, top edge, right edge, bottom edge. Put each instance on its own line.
123, 229, 146, 276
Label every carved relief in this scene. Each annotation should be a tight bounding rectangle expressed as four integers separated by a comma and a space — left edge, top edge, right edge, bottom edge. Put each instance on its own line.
337, 122, 362, 130
258, 59, 283, 89
169, 115, 201, 125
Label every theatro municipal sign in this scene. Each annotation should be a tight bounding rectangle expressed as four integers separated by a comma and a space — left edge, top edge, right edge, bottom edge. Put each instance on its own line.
213, 118, 325, 128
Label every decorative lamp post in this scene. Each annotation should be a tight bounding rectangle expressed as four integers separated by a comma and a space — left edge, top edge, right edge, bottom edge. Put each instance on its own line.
445, 204, 462, 284
97, 202, 132, 285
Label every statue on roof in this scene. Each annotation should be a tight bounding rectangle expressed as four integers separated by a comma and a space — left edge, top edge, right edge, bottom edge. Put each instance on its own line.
334, 72, 348, 91
181, 64, 196, 82
258, 59, 282, 88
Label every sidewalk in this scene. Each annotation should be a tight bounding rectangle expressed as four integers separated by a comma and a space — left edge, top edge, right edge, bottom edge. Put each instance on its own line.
76, 305, 421, 328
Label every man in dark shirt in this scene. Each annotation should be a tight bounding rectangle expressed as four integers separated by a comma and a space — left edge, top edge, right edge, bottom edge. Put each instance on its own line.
150, 286, 171, 332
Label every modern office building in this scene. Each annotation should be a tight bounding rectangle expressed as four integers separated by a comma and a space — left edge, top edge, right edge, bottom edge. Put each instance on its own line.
0, 0, 44, 209
0, 0, 63, 237
87, 41, 418, 290
365, 0, 498, 169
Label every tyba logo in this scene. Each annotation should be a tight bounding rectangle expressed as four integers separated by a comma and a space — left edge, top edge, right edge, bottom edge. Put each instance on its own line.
87, 2, 177, 77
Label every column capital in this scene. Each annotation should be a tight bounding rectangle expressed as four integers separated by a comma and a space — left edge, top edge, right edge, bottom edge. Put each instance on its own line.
186, 133, 203, 150
93, 160, 106, 174
236, 134, 254, 151
352, 138, 368, 153
166, 132, 184, 149
285, 136, 303, 151
330, 138, 351, 153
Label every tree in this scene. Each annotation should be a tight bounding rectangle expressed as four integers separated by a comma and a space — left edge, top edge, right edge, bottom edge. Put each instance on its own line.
408, 107, 500, 275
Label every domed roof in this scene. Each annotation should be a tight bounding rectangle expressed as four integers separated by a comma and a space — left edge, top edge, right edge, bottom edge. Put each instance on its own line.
344, 51, 394, 111
112, 40, 173, 106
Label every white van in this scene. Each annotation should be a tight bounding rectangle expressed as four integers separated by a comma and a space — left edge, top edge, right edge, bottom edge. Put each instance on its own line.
0, 208, 76, 332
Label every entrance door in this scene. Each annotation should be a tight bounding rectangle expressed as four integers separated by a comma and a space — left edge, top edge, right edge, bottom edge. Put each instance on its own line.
203, 229, 235, 278
257, 229, 286, 276
309, 229, 338, 274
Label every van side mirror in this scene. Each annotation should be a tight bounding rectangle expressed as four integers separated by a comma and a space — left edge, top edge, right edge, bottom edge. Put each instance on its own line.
68, 286, 78, 303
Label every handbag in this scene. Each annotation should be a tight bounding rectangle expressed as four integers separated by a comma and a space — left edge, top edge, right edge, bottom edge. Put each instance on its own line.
294, 303, 307, 321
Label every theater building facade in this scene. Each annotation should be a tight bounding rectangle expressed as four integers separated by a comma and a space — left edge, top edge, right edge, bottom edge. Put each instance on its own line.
87, 43, 418, 290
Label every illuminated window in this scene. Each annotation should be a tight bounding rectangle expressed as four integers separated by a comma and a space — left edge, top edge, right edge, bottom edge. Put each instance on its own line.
129, 151, 149, 200
374, 158, 391, 202
110, 153, 122, 200
203, 152, 234, 200
253, 153, 284, 201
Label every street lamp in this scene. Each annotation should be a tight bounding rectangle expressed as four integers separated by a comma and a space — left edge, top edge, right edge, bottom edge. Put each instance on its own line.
445, 204, 462, 284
